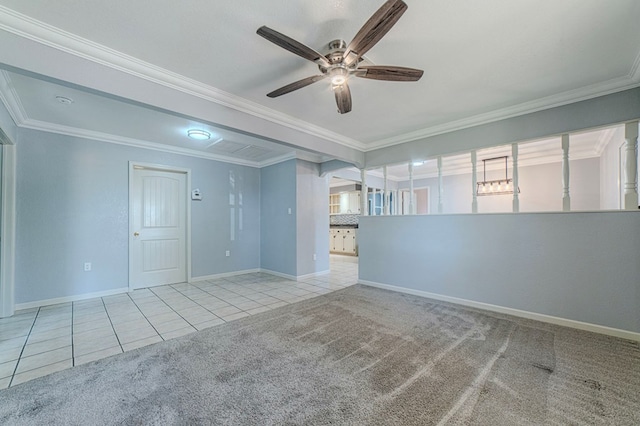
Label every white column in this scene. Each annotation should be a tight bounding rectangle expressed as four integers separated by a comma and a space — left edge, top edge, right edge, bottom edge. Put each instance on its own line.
394, 190, 398, 215
407, 162, 415, 214
437, 156, 443, 214
0, 144, 16, 318
561, 134, 571, 212
512, 143, 519, 213
360, 169, 368, 216
373, 187, 378, 215
383, 166, 389, 216
624, 121, 638, 210
471, 150, 478, 213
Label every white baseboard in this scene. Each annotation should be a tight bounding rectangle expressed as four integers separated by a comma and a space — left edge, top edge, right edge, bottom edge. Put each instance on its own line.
190, 269, 261, 282
296, 270, 331, 281
359, 279, 640, 342
259, 269, 297, 281
15, 287, 129, 311
260, 269, 330, 281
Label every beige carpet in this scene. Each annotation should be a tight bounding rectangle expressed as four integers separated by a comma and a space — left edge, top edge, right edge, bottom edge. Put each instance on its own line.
1, 284, 639, 425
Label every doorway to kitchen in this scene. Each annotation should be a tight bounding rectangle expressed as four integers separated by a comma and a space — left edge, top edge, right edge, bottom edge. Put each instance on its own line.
329, 177, 360, 258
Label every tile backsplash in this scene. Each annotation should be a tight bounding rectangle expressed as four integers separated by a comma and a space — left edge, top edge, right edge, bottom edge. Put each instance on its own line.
330, 214, 359, 226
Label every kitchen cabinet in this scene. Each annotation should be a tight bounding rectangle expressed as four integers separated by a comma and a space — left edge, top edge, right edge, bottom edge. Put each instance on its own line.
329, 229, 341, 252
329, 191, 361, 214
329, 228, 357, 255
348, 192, 361, 214
329, 194, 340, 214
343, 231, 355, 253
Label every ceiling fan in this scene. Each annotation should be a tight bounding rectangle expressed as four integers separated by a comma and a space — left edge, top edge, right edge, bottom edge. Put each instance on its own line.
257, 0, 423, 114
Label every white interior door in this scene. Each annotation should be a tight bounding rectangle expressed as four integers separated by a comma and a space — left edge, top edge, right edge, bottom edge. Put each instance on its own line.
130, 166, 187, 289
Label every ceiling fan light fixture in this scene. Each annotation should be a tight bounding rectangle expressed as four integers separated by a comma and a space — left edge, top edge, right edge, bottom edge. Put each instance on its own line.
331, 75, 347, 86
329, 67, 349, 87
187, 129, 211, 140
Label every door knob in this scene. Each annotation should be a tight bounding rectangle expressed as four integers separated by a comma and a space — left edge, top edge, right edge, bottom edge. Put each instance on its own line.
133, 232, 140, 237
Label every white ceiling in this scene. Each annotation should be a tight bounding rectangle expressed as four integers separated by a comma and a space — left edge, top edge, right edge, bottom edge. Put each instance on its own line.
0, 0, 639, 165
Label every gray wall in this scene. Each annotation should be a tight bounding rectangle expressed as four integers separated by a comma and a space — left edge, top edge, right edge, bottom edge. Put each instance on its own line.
260, 159, 297, 276
15, 128, 261, 304
358, 212, 640, 333
366, 88, 640, 168
399, 157, 600, 213
296, 160, 330, 276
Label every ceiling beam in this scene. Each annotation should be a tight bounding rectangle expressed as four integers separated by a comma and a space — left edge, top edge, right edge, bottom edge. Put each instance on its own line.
0, 23, 365, 167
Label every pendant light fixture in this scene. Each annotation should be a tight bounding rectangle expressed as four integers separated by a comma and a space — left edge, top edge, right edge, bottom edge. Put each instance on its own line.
476, 156, 520, 196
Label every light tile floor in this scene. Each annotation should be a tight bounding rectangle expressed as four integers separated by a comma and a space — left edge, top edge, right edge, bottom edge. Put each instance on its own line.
0, 255, 358, 389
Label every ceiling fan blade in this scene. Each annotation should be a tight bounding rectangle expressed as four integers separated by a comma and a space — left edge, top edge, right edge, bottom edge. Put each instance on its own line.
267, 75, 327, 98
257, 26, 330, 68
356, 65, 423, 81
343, 0, 408, 66
334, 83, 352, 114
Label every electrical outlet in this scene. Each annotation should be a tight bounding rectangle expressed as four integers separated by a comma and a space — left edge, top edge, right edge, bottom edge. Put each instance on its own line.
313, 254, 317, 261
84, 262, 91, 271
288, 207, 292, 215
225, 250, 230, 257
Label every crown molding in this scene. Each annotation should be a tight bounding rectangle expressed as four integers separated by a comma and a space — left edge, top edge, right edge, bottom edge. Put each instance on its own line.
0, 127, 11, 145
15, 115, 310, 169
594, 127, 619, 156
0, 70, 27, 125
366, 77, 640, 151
20, 118, 273, 167
0, 6, 366, 151
257, 152, 297, 168
628, 48, 640, 82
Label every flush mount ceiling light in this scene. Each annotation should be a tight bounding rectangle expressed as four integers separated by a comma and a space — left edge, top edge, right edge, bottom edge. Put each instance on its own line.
476, 156, 520, 196
55, 96, 73, 105
187, 129, 211, 140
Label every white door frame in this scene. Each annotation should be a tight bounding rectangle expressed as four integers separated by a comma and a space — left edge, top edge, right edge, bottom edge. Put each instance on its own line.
0, 143, 16, 318
398, 186, 431, 215
128, 161, 192, 292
